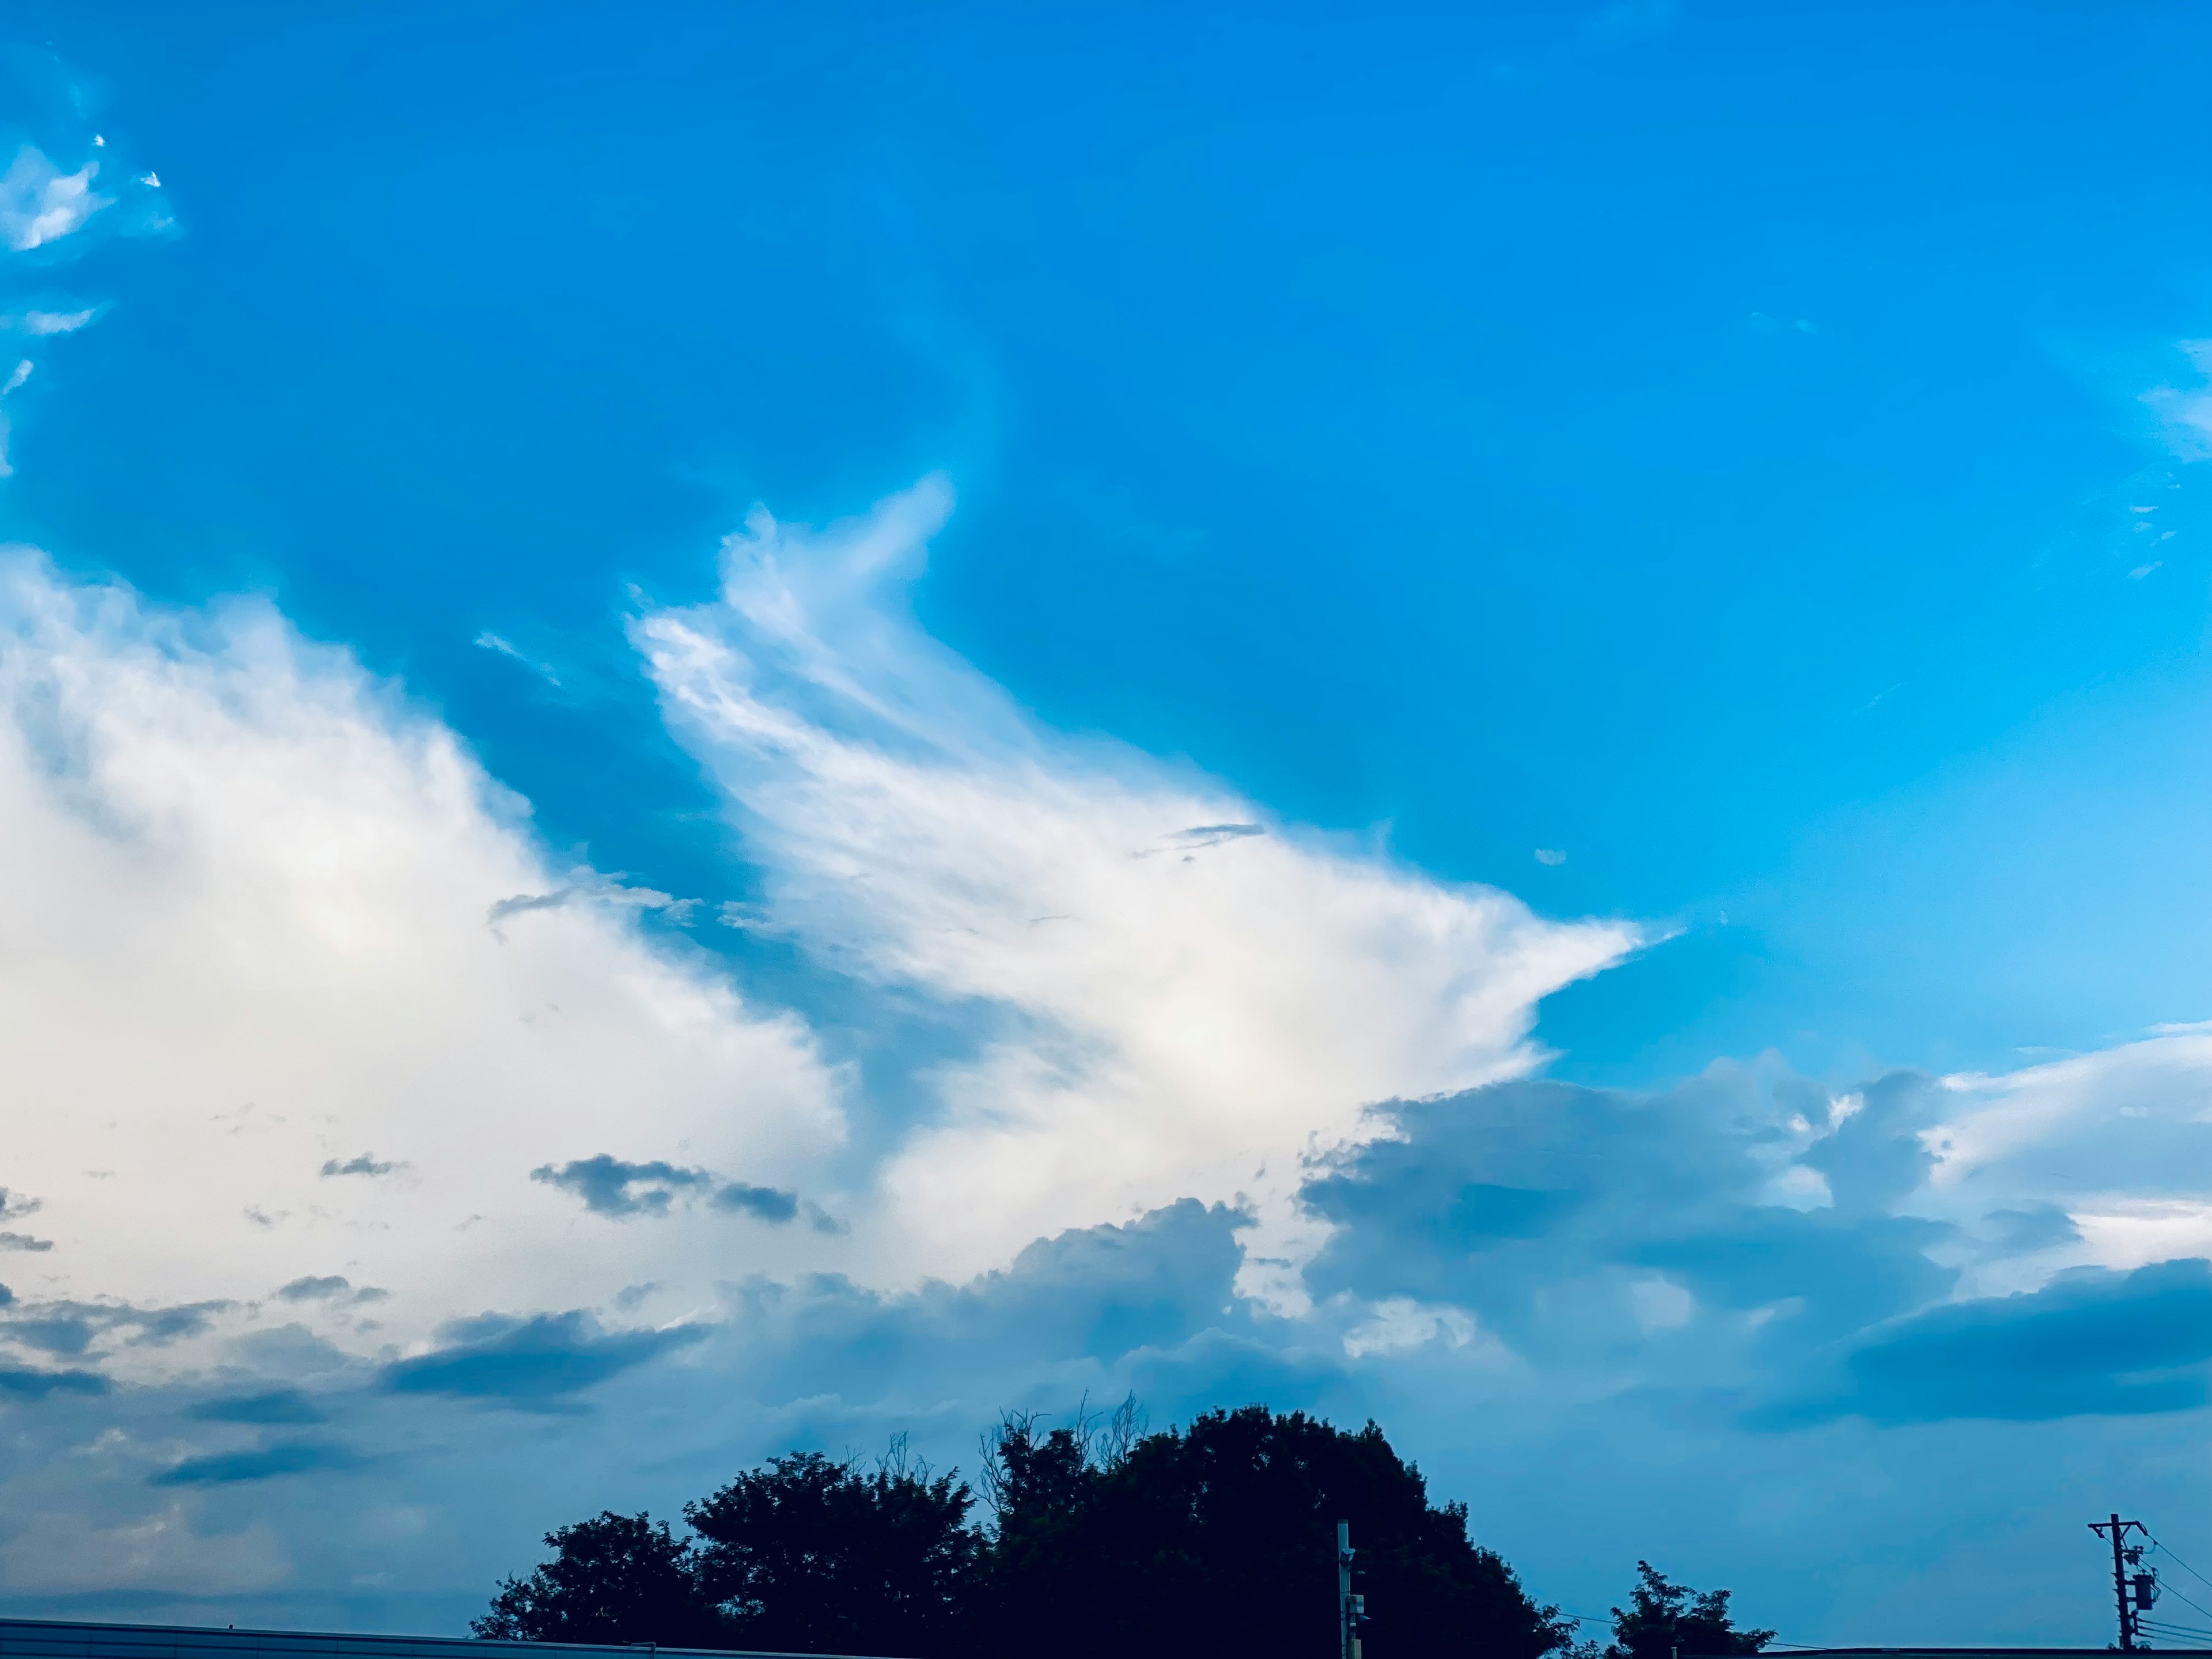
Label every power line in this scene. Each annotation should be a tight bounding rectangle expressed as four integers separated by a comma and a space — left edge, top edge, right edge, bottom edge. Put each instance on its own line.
2135, 1622, 2212, 1644
2151, 1577, 2212, 1627
2139, 1611, 2212, 1631
2138, 1608, 2212, 1634
2151, 1538, 2212, 1596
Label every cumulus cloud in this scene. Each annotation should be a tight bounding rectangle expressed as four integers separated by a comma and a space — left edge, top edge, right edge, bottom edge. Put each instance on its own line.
0, 555, 847, 1365
1300, 1047, 2212, 1423
1301, 1067, 1959, 1381
1770, 1257, 2212, 1425
1918, 1031, 2212, 1289
633, 479, 1641, 1302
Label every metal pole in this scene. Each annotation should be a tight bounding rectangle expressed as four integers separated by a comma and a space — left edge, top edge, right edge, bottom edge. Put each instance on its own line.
2109, 1513, 2135, 1652
1338, 1521, 1354, 1659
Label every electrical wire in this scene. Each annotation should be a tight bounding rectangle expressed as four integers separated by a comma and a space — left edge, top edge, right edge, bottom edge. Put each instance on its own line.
2137, 1616, 2212, 1638
2150, 1575, 2212, 1627
2153, 1538, 2212, 1595
2136, 1623, 2212, 1645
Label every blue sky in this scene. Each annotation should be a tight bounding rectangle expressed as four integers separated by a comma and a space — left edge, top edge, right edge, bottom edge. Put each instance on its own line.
0, 1, 2208, 1646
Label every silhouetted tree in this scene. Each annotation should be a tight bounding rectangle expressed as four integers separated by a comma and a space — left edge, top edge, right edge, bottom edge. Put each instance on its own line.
686, 1440, 980, 1658
473, 1408, 1680, 1659
472, 1510, 726, 1645
979, 1401, 1574, 1659
1605, 1561, 1774, 1659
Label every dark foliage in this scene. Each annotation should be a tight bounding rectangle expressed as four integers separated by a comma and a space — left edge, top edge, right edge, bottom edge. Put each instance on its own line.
476, 1406, 1756, 1659
471, 1510, 726, 1645
687, 1441, 980, 1659
1605, 1560, 1775, 1659
980, 1401, 1573, 1659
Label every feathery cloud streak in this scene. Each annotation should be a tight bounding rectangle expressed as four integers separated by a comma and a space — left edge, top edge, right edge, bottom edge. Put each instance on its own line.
632, 479, 1643, 1301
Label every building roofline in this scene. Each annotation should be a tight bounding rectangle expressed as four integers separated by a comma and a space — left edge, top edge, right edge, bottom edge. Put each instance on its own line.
0, 1618, 904, 1659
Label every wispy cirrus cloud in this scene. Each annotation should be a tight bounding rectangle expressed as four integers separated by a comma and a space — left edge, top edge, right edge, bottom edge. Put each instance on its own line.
2146, 340, 2212, 458
634, 479, 1643, 1304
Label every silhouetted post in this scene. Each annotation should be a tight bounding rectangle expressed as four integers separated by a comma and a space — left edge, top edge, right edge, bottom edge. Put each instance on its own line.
2090, 1513, 2149, 1650
1338, 1521, 1361, 1659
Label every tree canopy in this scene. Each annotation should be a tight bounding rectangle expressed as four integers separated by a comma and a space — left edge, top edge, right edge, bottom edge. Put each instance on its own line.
1604, 1560, 1777, 1659
475, 1402, 1765, 1659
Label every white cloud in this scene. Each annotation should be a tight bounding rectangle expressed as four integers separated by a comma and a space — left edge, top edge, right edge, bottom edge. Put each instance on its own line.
0, 358, 31, 479
0, 147, 111, 253
633, 478, 1642, 1305
0, 555, 849, 1369
1342, 1295, 1482, 1358
2145, 340, 2212, 458
0, 1503, 287, 1595
14, 308, 96, 336
1916, 1032, 2212, 1290
474, 628, 561, 686
1630, 1275, 1694, 1331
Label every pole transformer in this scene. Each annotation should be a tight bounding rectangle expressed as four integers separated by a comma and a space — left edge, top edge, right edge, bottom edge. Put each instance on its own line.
2089, 1513, 2152, 1651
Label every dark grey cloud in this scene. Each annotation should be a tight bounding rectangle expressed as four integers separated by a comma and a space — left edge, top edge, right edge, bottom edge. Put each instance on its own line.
0, 1364, 107, 1398
277, 1275, 352, 1301
380, 1310, 705, 1407
532, 1154, 712, 1217
533, 1153, 803, 1225
150, 1438, 366, 1486
1302, 1072, 1959, 1358
487, 888, 583, 923
1, 1297, 233, 1357
1976, 1204, 2082, 1260
1768, 1257, 2212, 1426
188, 1388, 328, 1425
486, 880, 685, 934
0, 1232, 50, 1252
715, 1199, 1277, 1416
711, 1181, 800, 1223
1298, 1072, 2212, 1429
0, 1187, 41, 1221
320, 1153, 399, 1177
275, 1274, 387, 1306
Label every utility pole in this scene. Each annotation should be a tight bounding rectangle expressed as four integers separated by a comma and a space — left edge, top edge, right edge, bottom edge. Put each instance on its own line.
1337, 1521, 1366, 1659
2089, 1514, 2153, 1651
